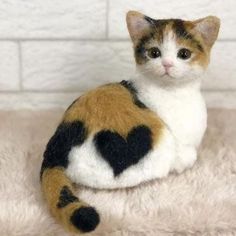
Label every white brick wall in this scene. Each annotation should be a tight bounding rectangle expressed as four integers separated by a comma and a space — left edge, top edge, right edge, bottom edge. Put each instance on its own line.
0, 0, 235, 109
0, 42, 19, 91
109, 0, 236, 39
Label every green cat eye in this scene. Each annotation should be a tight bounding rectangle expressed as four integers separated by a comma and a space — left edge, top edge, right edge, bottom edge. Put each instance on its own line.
177, 48, 192, 60
147, 47, 161, 58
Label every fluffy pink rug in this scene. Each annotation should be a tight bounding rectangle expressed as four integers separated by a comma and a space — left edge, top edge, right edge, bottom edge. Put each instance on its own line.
0, 109, 235, 236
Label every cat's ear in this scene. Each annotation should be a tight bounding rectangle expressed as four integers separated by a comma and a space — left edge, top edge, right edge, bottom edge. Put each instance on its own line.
126, 11, 152, 44
193, 16, 220, 48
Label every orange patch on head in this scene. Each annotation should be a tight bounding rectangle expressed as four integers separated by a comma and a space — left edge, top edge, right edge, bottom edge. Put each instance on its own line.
126, 11, 220, 69
176, 35, 209, 68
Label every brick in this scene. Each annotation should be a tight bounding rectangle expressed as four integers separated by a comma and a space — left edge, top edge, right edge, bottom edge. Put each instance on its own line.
22, 41, 236, 91
0, 42, 19, 91
0, 0, 106, 39
109, 0, 236, 40
22, 41, 135, 91
0, 92, 79, 110
204, 42, 236, 90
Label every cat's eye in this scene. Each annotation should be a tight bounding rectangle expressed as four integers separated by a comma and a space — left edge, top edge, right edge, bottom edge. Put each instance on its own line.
177, 48, 192, 60
147, 47, 161, 59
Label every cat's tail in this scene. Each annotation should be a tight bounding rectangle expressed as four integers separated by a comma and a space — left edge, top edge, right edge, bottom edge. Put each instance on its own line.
40, 167, 100, 234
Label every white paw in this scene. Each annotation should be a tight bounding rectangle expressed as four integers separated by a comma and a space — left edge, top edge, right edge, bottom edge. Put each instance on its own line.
172, 146, 197, 174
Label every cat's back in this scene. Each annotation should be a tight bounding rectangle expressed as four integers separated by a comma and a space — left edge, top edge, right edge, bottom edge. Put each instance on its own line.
63, 81, 163, 137
47, 81, 175, 189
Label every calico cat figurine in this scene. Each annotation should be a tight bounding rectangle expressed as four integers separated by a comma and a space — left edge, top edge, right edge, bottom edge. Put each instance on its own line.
40, 11, 220, 234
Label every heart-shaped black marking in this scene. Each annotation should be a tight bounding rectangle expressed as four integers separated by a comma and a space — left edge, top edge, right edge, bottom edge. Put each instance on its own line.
93, 125, 152, 176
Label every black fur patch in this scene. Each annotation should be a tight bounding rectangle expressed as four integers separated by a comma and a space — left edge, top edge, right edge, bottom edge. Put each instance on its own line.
144, 16, 169, 33
70, 207, 100, 233
134, 18, 170, 64
40, 121, 87, 178
173, 19, 204, 52
144, 15, 156, 26
135, 33, 154, 63
57, 186, 79, 208
196, 43, 204, 52
174, 19, 193, 40
120, 80, 147, 109
94, 125, 152, 176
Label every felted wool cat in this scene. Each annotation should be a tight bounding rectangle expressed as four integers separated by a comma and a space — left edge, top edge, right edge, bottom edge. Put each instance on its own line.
40, 11, 220, 234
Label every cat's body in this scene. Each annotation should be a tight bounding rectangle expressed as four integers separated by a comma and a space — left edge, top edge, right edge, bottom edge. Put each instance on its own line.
65, 77, 206, 189
65, 80, 175, 189
40, 11, 220, 234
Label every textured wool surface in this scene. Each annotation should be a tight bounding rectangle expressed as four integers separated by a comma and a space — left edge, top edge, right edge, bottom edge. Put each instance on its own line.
0, 109, 235, 236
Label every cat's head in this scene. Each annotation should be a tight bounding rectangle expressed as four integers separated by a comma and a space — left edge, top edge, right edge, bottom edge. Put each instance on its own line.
126, 11, 220, 84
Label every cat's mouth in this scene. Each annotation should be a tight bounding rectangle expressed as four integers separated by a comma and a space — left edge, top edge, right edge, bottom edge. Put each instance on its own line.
161, 72, 175, 79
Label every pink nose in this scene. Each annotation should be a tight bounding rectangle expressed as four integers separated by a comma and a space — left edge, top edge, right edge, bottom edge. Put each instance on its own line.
162, 60, 173, 68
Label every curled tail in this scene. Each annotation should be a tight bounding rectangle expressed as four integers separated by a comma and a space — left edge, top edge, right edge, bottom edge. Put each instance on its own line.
41, 167, 99, 233
40, 121, 99, 234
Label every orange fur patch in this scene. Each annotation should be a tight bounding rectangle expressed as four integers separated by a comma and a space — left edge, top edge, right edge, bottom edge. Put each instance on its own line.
41, 168, 87, 233
63, 83, 164, 145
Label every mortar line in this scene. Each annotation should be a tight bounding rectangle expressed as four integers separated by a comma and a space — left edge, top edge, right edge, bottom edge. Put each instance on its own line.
0, 38, 234, 42
0, 89, 236, 94
105, 0, 110, 39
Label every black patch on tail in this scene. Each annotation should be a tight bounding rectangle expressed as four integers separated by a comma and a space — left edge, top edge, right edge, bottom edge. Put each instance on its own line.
94, 125, 152, 176
120, 80, 147, 109
40, 121, 87, 178
57, 186, 79, 208
70, 207, 100, 233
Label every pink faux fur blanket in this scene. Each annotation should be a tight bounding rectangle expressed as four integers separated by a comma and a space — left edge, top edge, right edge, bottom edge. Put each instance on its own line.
0, 109, 235, 236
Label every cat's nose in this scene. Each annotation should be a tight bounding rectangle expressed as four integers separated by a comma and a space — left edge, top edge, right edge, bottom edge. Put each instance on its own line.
162, 60, 173, 68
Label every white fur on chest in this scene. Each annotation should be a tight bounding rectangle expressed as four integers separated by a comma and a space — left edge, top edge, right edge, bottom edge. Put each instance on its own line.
134, 79, 207, 147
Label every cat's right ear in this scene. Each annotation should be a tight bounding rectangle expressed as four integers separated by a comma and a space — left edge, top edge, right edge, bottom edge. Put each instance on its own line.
192, 16, 220, 48
126, 11, 151, 44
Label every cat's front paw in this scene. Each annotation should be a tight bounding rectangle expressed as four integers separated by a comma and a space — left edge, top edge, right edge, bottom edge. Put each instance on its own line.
172, 146, 197, 174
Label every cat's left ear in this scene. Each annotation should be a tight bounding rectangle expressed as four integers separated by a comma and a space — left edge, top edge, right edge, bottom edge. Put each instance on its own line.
193, 16, 220, 48
126, 11, 152, 44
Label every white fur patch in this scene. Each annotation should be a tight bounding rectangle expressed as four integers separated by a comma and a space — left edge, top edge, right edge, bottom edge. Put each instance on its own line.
66, 128, 176, 189
133, 77, 207, 173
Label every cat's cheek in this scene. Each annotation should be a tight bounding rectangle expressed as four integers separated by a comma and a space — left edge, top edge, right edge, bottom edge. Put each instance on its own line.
174, 62, 200, 79
149, 61, 165, 76
138, 61, 164, 78
154, 67, 166, 77
189, 64, 205, 78
169, 70, 184, 79
167, 63, 187, 79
